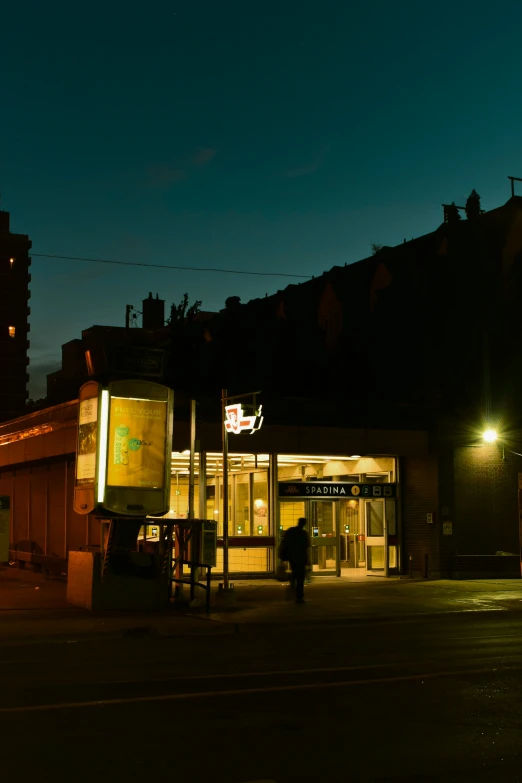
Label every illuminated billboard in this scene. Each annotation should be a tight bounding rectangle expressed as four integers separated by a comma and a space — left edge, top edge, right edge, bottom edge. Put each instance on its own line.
77, 395, 98, 485
96, 380, 173, 517
74, 381, 101, 516
107, 397, 167, 489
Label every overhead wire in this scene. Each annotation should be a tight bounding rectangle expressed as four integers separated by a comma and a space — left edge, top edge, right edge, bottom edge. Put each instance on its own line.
31, 253, 312, 280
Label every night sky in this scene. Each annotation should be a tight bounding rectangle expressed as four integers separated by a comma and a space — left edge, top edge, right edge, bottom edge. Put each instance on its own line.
2, 0, 522, 398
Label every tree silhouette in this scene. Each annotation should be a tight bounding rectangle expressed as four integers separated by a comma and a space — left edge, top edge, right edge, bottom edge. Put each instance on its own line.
465, 189, 481, 221
371, 243, 383, 255
168, 293, 202, 326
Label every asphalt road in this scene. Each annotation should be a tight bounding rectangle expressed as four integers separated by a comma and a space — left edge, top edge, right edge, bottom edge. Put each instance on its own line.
1, 611, 522, 783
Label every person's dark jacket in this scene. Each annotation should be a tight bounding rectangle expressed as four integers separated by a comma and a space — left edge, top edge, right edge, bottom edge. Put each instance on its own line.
280, 526, 310, 566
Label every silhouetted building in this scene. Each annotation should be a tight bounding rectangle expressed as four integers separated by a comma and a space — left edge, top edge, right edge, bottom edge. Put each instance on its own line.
46, 292, 215, 405
2, 195, 522, 580
0, 210, 31, 421
142, 292, 165, 330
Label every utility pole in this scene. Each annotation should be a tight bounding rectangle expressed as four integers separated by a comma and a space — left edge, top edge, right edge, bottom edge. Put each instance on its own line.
508, 175, 522, 198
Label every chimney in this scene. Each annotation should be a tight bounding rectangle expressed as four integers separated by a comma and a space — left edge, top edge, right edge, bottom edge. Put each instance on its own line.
142, 292, 165, 330
0, 211, 10, 233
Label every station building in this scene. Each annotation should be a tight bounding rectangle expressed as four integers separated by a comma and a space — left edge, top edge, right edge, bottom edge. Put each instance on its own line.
0, 400, 442, 579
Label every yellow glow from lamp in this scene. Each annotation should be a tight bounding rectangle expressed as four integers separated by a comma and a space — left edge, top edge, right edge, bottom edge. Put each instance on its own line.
483, 429, 498, 444
97, 390, 110, 503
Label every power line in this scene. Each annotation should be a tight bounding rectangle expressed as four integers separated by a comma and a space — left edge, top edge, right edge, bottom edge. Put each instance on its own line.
31, 253, 312, 280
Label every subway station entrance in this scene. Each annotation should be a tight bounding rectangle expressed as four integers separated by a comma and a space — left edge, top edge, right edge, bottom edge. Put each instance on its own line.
149, 452, 399, 578
304, 497, 398, 577
278, 454, 399, 577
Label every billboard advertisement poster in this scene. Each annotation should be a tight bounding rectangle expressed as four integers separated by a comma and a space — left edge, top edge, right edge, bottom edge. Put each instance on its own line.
76, 395, 98, 485
107, 397, 167, 489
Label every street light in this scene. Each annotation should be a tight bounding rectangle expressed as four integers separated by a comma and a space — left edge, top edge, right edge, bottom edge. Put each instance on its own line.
483, 428, 498, 443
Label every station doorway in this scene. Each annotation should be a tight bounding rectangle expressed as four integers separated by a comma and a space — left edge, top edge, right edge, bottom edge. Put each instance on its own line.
280, 497, 398, 577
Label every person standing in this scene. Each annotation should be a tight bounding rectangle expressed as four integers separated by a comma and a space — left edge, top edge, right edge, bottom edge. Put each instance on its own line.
279, 517, 310, 603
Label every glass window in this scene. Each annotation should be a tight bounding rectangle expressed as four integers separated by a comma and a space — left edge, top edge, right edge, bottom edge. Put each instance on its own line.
277, 455, 396, 482
339, 499, 360, 535
172, 453, 268, 538
234, 473, 250, 536
368, 545, 385, 570
386, 500, 396, 535
253, 471, 269, 535
367, 501, 384, 536
168, 475, 199, 519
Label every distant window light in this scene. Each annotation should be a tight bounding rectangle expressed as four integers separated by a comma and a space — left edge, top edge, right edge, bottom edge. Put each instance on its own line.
9, 258, 14, 268
8, 326, 15, 338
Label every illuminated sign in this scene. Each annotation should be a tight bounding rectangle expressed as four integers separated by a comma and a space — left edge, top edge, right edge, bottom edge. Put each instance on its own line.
76, 395, 98, 486
96, 380, 174, 517
74, 381, 101, 515
279, 482, 397, 498
107, 397, 168, 489
224, 403, 263, 435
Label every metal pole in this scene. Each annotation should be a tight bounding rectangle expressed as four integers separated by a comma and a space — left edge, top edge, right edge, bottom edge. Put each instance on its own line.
199, 450, 207, 520
222, 388, 229, 590
189, 399, 196, 595
189, 400, 196, 520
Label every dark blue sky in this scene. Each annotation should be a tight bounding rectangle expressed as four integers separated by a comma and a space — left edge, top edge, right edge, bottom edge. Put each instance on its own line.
2, 0, 522, 397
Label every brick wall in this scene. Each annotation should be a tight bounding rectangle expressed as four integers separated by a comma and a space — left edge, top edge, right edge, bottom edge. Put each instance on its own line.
401, 455, 440, 576
454, 445, 519, 555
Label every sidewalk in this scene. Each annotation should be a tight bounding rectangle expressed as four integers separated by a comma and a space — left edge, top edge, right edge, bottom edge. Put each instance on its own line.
209, 575, 522, 626
2, 566, 522, 643
0, 567, 234, 645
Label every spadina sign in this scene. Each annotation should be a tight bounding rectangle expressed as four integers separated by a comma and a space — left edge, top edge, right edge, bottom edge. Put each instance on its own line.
279, 482, 397, 498
225, 403, 263, 435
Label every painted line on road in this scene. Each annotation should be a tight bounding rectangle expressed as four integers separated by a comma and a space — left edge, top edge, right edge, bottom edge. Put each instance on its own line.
0, 664, 512, 714
93, 661, 396, 687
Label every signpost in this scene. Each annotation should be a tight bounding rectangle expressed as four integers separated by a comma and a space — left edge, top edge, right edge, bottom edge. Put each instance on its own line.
0, 496, 10, 564
220, 389, 263, 599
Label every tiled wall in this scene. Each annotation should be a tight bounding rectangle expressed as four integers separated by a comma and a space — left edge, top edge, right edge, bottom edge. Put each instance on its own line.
215, 547, 269, 573
279, 501, 305, 531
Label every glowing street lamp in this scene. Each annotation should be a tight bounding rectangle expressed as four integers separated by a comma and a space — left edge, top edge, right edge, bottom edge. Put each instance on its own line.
483, 428, 498, 444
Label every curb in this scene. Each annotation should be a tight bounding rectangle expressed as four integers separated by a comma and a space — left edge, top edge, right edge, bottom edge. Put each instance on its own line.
209, 603, 522, 631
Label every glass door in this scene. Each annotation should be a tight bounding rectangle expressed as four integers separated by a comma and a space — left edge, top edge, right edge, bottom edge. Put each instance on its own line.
309, 500, 339, 576
365, 500, 388, 576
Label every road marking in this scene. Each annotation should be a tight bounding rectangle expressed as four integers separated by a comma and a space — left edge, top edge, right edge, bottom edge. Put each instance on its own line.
93, 661, 395, 686
0, 664, 510, 714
